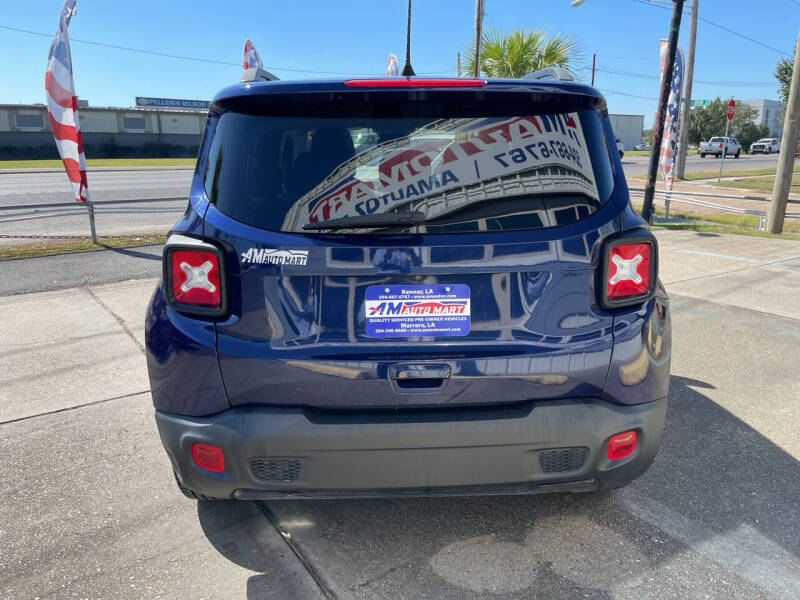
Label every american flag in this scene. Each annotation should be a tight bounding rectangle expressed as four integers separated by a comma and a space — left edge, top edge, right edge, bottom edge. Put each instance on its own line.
386, 54, 400, 77
243, 39, 263, 71
45, 0, 87, 203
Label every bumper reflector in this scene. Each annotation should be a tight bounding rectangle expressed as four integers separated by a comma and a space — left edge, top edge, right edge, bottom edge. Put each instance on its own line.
191, 443, 225, 472
608, 431, 637, 461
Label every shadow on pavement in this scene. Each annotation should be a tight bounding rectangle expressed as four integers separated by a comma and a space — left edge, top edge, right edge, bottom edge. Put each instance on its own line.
99, 244, 161, 261
197, 375, 800, 598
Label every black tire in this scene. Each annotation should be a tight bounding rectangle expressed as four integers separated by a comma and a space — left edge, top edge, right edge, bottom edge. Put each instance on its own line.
700, 152, 705, 158
619, 150, 624, 159
734, 151, 740, 158
174, 471, 222, 501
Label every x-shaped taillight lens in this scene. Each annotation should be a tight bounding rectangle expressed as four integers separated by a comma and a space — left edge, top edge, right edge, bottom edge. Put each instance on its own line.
606, 242, 653, 303
170, 249, 221, 307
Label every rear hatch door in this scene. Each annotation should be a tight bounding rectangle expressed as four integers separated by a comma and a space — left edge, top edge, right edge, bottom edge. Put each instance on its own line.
204, 83, 621, 408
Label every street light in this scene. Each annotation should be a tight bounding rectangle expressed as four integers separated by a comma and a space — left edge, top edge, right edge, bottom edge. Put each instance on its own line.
570, 0, 586, 6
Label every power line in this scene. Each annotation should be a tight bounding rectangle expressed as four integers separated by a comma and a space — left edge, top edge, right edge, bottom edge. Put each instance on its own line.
0, 23, 452, 76
596, 87, 659, 101
630, 0, 792, 56
589, 64, 775, 87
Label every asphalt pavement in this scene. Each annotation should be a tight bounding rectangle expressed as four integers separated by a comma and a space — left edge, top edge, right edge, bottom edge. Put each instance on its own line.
2, 155, 799, 244
619, 152, 796, 176
2, 230, 800, 598
0, 244, 162, 295
0, 167, 192, 244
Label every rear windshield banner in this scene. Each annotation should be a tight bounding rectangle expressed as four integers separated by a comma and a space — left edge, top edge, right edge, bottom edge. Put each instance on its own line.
282, 113, 598, 230
365, 284, 471, 338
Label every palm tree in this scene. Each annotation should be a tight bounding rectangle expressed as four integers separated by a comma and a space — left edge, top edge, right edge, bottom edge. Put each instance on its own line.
463, 27, 580, 79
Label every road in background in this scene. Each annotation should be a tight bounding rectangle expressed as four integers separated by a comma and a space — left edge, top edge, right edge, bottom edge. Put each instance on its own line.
0, 167, 193, 205
621, 152, 797, 176
0, 156, 797, 243
0, 167, 192, 244
2, 230, 799, 598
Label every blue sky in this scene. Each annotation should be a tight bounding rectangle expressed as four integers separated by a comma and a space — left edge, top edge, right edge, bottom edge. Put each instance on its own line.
1, 0, 796, 126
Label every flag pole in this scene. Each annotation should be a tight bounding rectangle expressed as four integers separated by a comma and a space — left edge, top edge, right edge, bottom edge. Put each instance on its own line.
641, 0, 685, 224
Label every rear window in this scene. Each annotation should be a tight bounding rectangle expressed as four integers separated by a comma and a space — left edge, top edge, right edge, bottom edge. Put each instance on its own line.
205, 107, 613, 234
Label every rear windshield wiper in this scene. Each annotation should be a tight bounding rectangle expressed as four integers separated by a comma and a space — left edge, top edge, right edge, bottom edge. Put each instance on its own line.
302, 211, 426, 231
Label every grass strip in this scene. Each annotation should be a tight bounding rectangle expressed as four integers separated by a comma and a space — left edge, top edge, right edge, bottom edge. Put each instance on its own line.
0, 233, 166, 259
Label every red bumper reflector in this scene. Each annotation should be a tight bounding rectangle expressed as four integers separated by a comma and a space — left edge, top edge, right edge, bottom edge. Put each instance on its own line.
191, 443, 225, 472
344, 78, 487, 88
608, 431, 636, 460
608, 431, 637, 461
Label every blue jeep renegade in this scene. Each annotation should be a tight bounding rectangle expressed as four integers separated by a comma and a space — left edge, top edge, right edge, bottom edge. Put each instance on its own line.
145, 74, 671, 500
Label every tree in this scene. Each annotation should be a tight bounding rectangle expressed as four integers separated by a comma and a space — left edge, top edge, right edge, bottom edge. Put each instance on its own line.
736, 121, 770, 153
686, 98, 760, 146
775, 45, 795, 106
464, 27, 579, 79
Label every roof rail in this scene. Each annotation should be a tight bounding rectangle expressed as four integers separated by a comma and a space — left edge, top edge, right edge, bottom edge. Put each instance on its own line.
521, 67, 574, 82
241, 67, 280, 83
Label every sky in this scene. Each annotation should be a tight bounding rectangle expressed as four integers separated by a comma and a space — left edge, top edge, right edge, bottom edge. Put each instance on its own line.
1, 0, 797, 127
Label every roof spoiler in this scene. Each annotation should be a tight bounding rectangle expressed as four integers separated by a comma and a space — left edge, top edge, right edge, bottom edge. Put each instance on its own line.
241, 67, 280, 83
521, 67, 574, 82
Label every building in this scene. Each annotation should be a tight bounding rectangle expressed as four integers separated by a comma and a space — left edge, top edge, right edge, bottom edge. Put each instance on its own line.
608, 114, 645, 151
1, 102, 646, 160
0, 103, 207, 159
740, 99, 785, 136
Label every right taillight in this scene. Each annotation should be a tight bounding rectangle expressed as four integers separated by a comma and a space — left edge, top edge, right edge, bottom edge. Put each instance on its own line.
601, 234, 657, 309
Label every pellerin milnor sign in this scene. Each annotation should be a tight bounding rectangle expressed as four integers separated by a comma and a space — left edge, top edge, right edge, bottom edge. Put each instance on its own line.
135, 97, 211, 110
281, 113, 599, 231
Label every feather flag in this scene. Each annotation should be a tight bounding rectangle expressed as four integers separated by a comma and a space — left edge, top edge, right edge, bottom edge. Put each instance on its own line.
386, 54, 400, 76
45, 0, 87, 203
243, 39, 263, 71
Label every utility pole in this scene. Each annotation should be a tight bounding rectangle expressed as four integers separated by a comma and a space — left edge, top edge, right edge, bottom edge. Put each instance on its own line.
591, 53, 596, 86
676, 0, 697, 179
457, 51, 462, 77
473, 0, 485, 77
768, 29, 800, 234
642, 0, 685, 223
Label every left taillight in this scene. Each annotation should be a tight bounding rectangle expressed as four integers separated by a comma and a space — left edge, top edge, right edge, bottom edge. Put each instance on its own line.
600, 233, 657, 309
164, 236, 227, 316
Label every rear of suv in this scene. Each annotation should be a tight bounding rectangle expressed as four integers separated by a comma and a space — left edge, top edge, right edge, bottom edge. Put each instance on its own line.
145, 76, 671, 500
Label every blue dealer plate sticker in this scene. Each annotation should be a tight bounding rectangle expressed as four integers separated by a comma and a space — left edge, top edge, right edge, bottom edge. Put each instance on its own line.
365, 284, 471, 338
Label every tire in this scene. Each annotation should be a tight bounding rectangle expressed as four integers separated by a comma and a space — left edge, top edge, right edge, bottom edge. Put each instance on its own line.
734, 151, 740, 158
619, 150, 624, 159
700, 152, 705, 158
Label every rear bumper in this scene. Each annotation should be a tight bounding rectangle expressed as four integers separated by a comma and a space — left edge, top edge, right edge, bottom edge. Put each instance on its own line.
156, 397, 667, 499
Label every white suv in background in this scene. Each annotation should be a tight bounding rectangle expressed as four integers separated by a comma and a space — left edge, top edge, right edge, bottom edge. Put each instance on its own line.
699, 137, 741, 158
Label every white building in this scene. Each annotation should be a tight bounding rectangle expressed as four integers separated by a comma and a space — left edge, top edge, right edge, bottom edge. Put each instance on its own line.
0, 103, 207, 159
608, 114, 645, 150
740, 99, 785, 136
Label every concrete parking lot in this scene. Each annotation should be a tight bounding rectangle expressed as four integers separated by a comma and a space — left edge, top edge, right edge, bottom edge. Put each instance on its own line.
2, 230, 800, 599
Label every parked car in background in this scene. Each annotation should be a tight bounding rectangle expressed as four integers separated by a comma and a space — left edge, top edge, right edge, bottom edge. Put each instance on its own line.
634, 143, 651, 151
145, 74, 671, 501
699, 137, 740, 158
616, 138, 624, 158
749, 138, 780, 154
